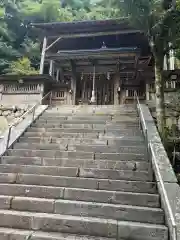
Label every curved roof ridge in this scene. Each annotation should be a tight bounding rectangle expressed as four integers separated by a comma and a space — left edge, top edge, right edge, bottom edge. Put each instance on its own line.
32, 17, 129, 28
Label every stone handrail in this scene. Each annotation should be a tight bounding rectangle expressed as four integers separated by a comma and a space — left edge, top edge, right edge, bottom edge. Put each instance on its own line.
149, 141, 177, 240
134, 91, 178, 240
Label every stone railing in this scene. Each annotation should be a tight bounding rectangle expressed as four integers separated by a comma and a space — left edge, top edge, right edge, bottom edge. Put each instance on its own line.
136, 101, 179, 240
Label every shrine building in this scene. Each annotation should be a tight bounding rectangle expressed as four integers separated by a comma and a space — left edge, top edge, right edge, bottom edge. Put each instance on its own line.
32, 18, 154, 105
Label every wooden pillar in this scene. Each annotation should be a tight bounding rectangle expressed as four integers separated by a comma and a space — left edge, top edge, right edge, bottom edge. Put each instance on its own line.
169, 42, 175, 70
126, 89, 128, 97
91, 65, 96, 104
49, 60, 54, 76
163, 55, 168, 70
59, 68, 64, 82
71, 61, 77, 105
70, 76, 76, 105
56, 69, 59, 81
173, 81, 176, 88
39, 37, 47, 74
146, 83, 150, 101
166, 81, 168, 89
114, 74, 119, 105
0, 84, 4, 101
83, 79, 86, 99
102, 79, 105, 105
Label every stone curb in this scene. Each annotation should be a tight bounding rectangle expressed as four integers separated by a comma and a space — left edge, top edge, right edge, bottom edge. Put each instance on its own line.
140, 104, 180, 240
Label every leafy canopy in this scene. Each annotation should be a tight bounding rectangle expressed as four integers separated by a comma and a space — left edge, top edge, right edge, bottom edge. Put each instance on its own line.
0, 0, 179, 75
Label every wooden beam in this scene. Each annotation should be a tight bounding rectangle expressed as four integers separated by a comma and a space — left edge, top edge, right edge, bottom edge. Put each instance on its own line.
45, 29, 142, 40
64, 65, 139, 73
45, 37, 62, 52
53, 61, 136, 68
46, 52, 137, 61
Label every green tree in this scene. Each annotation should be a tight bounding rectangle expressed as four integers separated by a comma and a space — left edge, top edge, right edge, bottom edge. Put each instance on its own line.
112, 0, 179, 136
0, 0, 75, 74
5, 57, 38, 75
0, 0, 118, 76
0, 2, 19, 73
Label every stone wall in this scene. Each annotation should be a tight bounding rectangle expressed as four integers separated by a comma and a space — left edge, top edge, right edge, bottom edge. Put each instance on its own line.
0, 105, 30, 120
0, 83, 44, 105
148, 87, 180, 130
0, 105, 31, 135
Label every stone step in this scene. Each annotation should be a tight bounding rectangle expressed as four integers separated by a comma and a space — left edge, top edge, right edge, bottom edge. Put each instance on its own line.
41, 115, 113, 120
43, 106, 136, 111
99, 135, 144, 141
0, 164, 151, 181
41, 109, 138, 114
78, 168, 151, 181
7, 149, 146, 161
0, 184, 159, 206
3, 197, 163, 224
94, 152, 145, 161
44, 107, 137, 112
0, 210, 168, 239
40, 113, 138, 120
24, 131, 100, 138
1, 156, 149, 171
18, 137, 144, 146
0, 209, 119, 237
37, 119, 109, 124
54, 199, 164, 224
2, 173, 156, 193
60, 188, 160, 208
107, 137, 144, 144
12, 143, 146, 154
24, 131, 142, 139
46, 107, 137, 113
19, 137, 108, 145
46, 109, 137, 114
70, 145, 146, 154
28, 128, 142, 136
0, 164, 78, 177
32, 122, 139, 129
37, 118, 139, 124
0, 228, 118, 240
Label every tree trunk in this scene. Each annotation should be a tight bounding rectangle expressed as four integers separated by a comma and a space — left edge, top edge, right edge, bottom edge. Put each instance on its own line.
154, 61, 166, 139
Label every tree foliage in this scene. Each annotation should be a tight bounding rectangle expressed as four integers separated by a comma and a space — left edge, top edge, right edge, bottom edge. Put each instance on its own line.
112, 0, 179, 135
0, 0, 117, 75
5, 57, 38, 75
0, 0, 179, 74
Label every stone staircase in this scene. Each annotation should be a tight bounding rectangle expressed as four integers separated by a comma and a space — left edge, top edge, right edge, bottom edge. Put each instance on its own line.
0, 105, 168, 240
